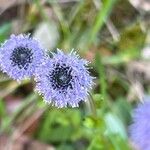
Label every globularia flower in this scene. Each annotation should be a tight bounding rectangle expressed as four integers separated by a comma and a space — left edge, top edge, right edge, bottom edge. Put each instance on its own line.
0, 34, 45, 81
130, 96, 150, 150
35, 49, 93, 108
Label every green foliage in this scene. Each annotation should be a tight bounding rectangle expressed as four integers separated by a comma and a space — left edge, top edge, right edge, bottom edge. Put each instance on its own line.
0, 22, 11, 42
37, 108, 82, 142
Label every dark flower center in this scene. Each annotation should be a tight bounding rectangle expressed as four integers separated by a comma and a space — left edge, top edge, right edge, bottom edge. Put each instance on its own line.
10, 46, 33, 70
48, 63, 73, 90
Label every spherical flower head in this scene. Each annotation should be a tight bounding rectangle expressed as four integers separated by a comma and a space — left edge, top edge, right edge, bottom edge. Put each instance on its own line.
35, 49, 93, 108
0, 34, 45, 81
129, 96, 150, 150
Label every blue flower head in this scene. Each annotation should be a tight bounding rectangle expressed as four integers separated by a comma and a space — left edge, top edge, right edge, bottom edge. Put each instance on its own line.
130, 96, 150, 150
35, 49, 93, 108
0, 34, 45, 81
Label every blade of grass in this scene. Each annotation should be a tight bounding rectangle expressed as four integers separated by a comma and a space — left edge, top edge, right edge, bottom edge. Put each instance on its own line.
89, 0, 117, 44
47, 0, 70, 38
95, 52, 112, 112
68, 0, 85, 25
95, 52, 107, 99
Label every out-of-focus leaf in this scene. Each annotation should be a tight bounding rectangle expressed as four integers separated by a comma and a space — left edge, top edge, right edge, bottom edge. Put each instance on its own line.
83, 116, 103, 129
37, 109, 82, 143
113, 98, 132, 126
87, 136, 104, 150
87, 134, 129, 150
104, 113, 127, 139
107, 134, 131, 150
0, 22, 11, 42
93, 94, 104, 108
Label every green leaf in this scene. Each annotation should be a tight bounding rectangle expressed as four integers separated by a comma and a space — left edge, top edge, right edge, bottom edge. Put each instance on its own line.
104, 113, 127, 139
0, 22, 11, 42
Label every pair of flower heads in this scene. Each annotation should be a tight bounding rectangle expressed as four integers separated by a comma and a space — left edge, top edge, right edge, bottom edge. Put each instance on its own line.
0, 34, 94, 108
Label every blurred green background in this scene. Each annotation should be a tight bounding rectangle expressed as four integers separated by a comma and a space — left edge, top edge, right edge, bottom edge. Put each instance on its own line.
0, 0, 150, 149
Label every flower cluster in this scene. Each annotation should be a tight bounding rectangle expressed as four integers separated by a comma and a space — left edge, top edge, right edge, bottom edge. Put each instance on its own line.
35, 50, 93, 107
0, 34, 93, 108
0, 34, 45, 81
129, 96, 150, 150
